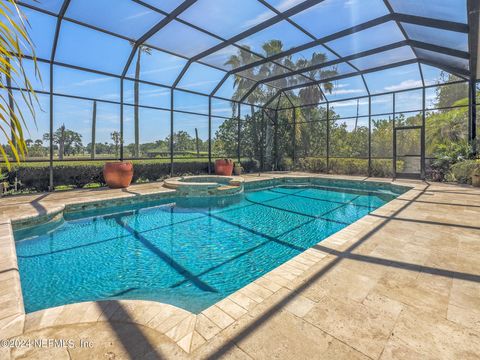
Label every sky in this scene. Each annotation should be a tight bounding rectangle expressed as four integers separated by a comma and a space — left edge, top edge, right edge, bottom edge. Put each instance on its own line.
4, 0, 468, 145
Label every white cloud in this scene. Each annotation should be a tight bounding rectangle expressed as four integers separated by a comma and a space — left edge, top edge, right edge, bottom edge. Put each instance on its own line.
275, 0, 306, 12
125, 10, 151, 21
332, 88, 365, 95
213, 106, 233, 113
139, 64, 184, 76
344, 0, 359, 7
241, 0, 305, 29
384, 79, 422, 92
123, 87, 170, 100
242, 11, 273, 30
178, 79, 218, 89
331, 99, 368, 107
69, 77, 113, 87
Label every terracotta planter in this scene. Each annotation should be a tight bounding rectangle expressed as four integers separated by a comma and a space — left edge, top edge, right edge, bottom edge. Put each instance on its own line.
103, 161, 133, 189
215, 159, 233, 176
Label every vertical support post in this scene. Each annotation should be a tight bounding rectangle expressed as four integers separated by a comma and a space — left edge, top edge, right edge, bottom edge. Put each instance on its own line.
261, 109, 265, 171
274, 110, 278, 170
237, 103, 241, 164
392, 93, 396, 179
208, 96, 212, 174
326, 103, 330, 173
91, 100, 97, 160
170, 88, 174, 177
368, 96, 372, 177
120, 79, 124, 160
48, 62, 54, 191
292, 107, 296, 167
469, 79, 477, 155
47, 0, 71, 192
421, 86, 426, 180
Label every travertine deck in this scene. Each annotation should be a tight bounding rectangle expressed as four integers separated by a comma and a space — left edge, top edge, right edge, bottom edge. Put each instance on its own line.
1, 173, 479, 359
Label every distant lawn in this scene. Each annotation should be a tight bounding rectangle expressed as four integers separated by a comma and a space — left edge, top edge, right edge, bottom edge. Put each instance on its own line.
1, 156, 251, 169
2, 157, 211, 169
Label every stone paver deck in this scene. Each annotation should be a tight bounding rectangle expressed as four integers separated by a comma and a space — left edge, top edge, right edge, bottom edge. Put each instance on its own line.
0, 173, 479, 359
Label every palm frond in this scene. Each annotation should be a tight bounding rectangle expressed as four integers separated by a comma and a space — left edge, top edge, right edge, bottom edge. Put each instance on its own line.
0, 0, 40, 170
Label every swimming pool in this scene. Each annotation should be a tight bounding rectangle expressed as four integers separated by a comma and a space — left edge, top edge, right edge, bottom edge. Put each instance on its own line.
14, 180, 407, 314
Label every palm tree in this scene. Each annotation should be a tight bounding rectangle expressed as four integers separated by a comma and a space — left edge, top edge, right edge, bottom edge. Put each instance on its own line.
111, 131, 121, 158
293, 52, 336, 107
224, 46, 264, 106
226, 40, 338, 168
0, 2, 40, 168
131, 43, 151, 158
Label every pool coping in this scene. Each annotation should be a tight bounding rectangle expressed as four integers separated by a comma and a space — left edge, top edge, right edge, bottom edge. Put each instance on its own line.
0, 173, 426, 353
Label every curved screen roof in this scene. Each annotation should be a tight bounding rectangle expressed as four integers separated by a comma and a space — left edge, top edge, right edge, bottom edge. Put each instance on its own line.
16, 0, 477, 108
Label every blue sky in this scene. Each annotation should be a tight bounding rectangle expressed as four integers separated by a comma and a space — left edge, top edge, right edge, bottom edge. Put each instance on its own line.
4, 0, 468, 145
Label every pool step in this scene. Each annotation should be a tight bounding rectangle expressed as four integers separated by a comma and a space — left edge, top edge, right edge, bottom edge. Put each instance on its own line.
217, 185, 239, 191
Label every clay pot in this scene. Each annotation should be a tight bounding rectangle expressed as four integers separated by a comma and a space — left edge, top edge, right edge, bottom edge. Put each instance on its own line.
103, 161, 133, 189
215, 159, 233, 176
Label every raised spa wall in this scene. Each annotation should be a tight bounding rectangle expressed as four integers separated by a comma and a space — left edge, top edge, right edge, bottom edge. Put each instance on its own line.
163, 175, 245, 197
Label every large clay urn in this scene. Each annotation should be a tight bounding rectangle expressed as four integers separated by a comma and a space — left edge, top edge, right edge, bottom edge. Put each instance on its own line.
215, 159, 234, 176
103, 161, 133, 189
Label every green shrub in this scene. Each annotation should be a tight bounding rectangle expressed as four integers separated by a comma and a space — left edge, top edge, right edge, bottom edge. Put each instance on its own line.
278, 157, 294, 171
294, 157, 399, 177
3, 159, 260, 193
446, 160, 480, 184
329, 158, 368, 175
296, 157, 328, 172
429, 141, 472, 182
371, 160, 392, 177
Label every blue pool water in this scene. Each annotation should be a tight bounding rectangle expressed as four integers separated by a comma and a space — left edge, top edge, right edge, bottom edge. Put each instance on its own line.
15, 183, 404, 313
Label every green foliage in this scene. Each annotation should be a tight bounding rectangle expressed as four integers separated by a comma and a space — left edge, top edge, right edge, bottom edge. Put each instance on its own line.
292, 157, 398, 177
0, 2, 41, 169
4, 162, 206, 192
226, 40, 334, 106
435, 73, 468, 109
330, 123, 369, 158
329, 158, 369, 175
214, 117, 238, 157
295, 157, 327, 173
426, 100, 469, 158
371, 160, 394, 178
1, 158, 259, 193
43, 125, 84, 159
430, 141, 472, 181
446, 160, 480, 184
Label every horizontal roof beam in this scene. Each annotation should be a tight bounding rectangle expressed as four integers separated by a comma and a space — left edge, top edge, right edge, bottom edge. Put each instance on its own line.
239, 42, 469, 103
253, 41, 410, 85
212, 13, 470, 98
178, 0, 327, 90
264, 59, 421, 107
211, 14, 393, 97
190, 0, 326, 63
121, 0, 198, 78
418, 59, 470, 78
410, 40, 470, 59
230, 15, 392, 76
392, 13, 469, 33
238, 42, 408, 103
